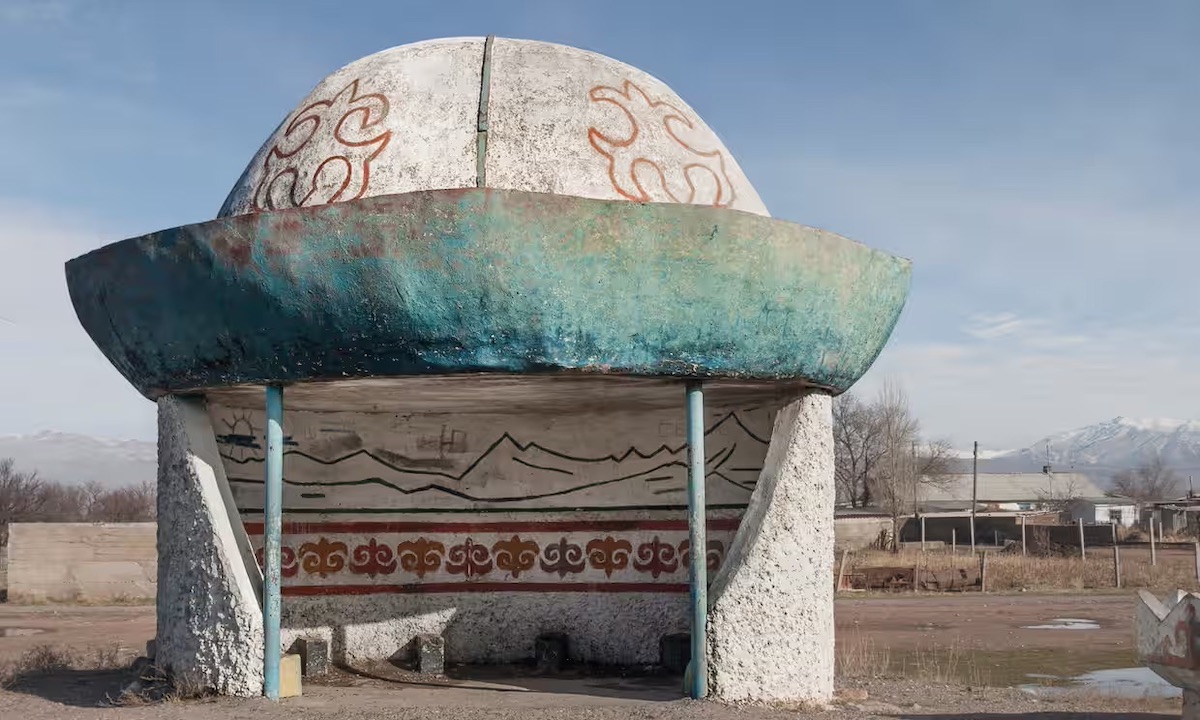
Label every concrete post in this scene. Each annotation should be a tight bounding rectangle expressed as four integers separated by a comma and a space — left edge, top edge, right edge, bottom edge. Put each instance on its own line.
1151, 517, 1158, 566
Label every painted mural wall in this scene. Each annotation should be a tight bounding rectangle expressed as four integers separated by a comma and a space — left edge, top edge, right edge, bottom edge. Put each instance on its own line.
208, 403, 773, 600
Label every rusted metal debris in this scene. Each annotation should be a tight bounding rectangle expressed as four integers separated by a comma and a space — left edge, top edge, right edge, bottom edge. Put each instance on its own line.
841, 565, 982, 592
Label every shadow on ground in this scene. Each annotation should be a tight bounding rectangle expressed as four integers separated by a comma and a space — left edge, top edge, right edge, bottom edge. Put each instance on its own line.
896, 713, 1175, 719
5, 668, 131, 708
330, 660, 684, 702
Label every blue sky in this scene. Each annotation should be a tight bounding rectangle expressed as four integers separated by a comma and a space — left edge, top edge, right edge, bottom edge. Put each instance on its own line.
0, 0, 1196, 449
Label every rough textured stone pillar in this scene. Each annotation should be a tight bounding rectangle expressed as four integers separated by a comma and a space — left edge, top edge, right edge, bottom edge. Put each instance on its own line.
156, 396, 264, 697
707, 391, 834, 703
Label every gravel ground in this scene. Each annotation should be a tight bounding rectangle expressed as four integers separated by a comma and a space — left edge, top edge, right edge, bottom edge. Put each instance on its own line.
0, 595, 1182, 718
0, 669, 1183, 719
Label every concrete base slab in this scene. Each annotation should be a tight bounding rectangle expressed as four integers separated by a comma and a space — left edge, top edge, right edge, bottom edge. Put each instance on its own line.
412, 634, 445, 676
279, 654, 303, 698
535, 633, 569, 675
292, 637, 329, 677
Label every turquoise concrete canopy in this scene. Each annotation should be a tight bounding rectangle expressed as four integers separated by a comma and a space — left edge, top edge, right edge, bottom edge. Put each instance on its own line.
65, 188, 909, 398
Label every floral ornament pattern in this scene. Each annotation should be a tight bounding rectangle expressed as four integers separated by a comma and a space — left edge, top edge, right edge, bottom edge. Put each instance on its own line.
633, 536, 679, 578
252, 78, 392, 213
397, 538, 445, 579
298, 537, 349, 578
252, 526, 735, 590
492, 535, 540, 579
446, 538, 494, 578
350, 539, 397, 578
588, 80, 735, 208
586, 536, 633, 578
540, 537, 587, 578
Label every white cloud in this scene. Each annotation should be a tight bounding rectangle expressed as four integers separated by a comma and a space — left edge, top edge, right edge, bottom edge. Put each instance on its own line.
0, 201, 155, 439
854, 316, 1200, 451
964, 312, 1033, 340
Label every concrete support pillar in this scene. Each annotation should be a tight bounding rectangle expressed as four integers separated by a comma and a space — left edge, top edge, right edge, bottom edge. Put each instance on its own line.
706, 391, 834, 703
156, 396, 264, 697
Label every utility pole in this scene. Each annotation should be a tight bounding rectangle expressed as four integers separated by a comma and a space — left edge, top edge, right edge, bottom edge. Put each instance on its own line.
971, 441, 978, 554
911, 440, 919, 515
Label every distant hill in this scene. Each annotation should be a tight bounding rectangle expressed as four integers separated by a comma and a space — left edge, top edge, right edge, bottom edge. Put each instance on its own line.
959, 417, 1200, 485
9, 414, 1200, 493
0, 432, 155, 488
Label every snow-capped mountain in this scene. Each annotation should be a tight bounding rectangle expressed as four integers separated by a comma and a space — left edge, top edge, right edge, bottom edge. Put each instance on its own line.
0, 431, 155, 487
980, 417, 1200, 477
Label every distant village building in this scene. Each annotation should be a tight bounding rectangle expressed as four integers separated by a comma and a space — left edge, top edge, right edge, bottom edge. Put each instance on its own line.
1070, 498, 1138, 527
916, 471, 1106, 513
1145, 495, 1200, 535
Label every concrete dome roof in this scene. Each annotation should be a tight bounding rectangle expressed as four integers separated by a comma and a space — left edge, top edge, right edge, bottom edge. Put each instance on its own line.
218, 37, 769, 218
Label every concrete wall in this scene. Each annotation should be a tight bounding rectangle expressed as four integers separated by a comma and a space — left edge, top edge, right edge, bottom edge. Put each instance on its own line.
834, 516, 891, 551
6, 522, 156, 602
207, 401, 773, 665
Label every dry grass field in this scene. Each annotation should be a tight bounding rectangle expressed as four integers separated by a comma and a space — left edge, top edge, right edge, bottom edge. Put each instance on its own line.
845, 545, 1199, 592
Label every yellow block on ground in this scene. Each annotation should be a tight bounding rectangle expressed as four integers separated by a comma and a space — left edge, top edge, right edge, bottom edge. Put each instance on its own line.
279, 653, 303, 698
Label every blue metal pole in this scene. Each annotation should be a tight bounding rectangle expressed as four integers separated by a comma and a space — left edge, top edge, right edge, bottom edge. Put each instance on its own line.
263, 384, 283, 700
685, 381, 708, 699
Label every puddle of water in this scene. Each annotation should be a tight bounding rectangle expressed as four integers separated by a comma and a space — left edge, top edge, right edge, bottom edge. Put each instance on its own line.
0, 628, 45, 637
888, 647, 1137, 688
1022, 667, 1180, 699
1022, 618, 1100, 630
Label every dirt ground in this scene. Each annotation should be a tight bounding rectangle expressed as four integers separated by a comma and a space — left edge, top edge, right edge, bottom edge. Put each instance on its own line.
0, 594, 1183, 719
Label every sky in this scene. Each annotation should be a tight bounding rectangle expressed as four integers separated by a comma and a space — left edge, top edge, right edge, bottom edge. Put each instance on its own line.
0, 0, 1196, 450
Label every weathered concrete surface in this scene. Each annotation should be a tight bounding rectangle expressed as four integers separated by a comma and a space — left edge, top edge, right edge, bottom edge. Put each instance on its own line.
6, 522, 156, 602
413, 633, 446, 675
217, 37, 767, 219
219, 38, 482, 218
279, 592, 690, 666
66, 189, 910, 398
1136, 589, 1200, 696
206, 402, 775, 515
156, 396, 264, 697
707, 392, 835, 703
485, 38, 768, 216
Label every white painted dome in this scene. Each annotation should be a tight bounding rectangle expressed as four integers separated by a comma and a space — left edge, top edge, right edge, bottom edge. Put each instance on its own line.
218, 37, 769, 218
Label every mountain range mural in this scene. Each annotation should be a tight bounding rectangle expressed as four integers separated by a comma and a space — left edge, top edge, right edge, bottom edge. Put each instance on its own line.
211, 406, 775, 513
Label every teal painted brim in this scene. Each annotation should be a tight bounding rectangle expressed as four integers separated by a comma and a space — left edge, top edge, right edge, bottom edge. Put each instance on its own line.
65, 188, 910, 397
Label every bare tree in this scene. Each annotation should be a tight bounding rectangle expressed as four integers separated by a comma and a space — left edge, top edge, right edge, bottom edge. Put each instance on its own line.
0, 457, 156, 534
88, 480, 156, 522
833, 393, 885, 507
34, 483, 90, 522
832, 382, 955, 549
1112, 453, 1180, 503
0, 457, 46, 524
868, 381, 920, 524
1037, 475, 1084, 517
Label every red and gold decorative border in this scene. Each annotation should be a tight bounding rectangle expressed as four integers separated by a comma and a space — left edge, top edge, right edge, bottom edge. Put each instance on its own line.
245, 519, 740, 596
